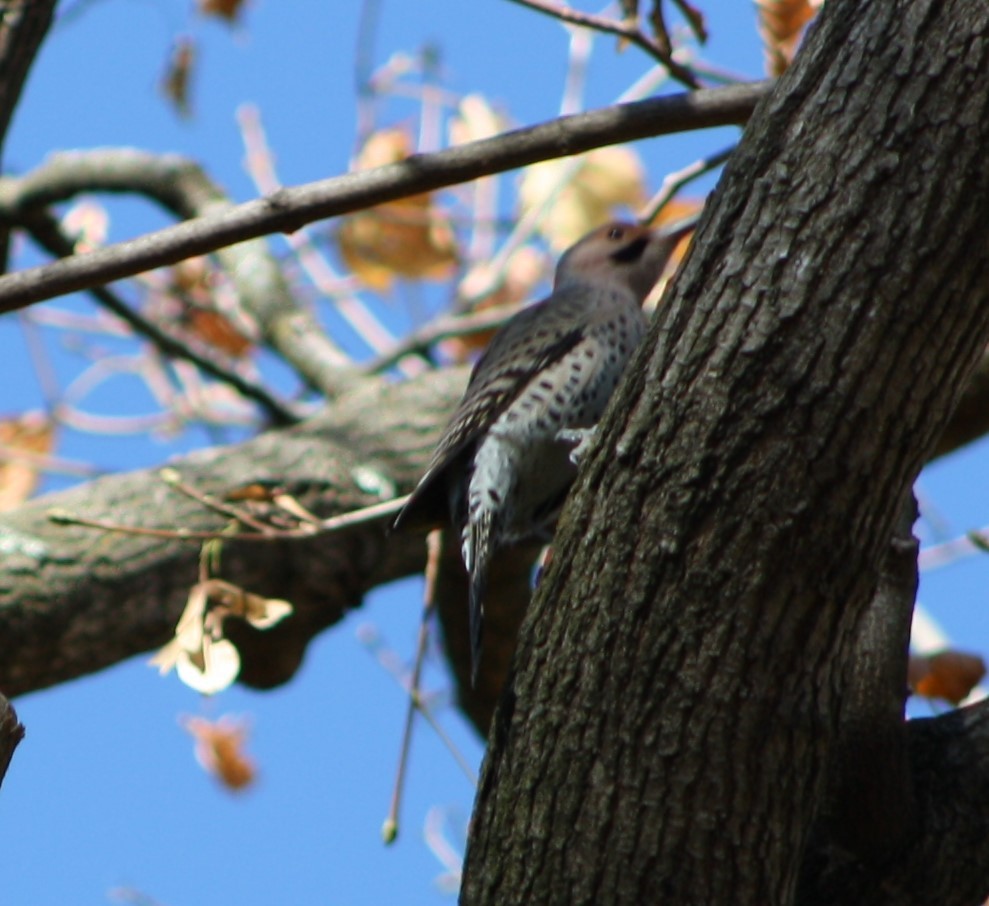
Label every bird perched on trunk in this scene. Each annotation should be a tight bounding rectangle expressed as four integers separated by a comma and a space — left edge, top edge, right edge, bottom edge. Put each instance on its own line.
392, 218, 696, 684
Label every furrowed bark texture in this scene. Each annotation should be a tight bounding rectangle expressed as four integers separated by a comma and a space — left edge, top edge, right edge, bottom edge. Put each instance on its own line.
463, 2, 989, 904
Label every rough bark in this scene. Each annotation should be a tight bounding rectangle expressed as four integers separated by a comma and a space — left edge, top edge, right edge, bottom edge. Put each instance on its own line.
463, 1, 989, 904
0, 1, 988, 899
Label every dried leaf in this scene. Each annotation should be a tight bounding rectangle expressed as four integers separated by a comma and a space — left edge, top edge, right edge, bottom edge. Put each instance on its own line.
224, 481, 282, 503
182, 715, 256, 791
449, 94, 506, 145
909, 650, 986, 705
0, 413, 55, 512
161, 36, 196, 118
337, 129, 459, 289
176, 637, 241, 695
197, 0, 247, 24
754, 0, 822, 76
519, 145, 647, 251
185, 309, 253, 358
150, 578, 293, 694
166, 259, 254, 358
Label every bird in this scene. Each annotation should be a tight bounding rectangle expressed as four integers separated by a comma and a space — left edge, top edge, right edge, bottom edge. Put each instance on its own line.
392, 217, 697, 685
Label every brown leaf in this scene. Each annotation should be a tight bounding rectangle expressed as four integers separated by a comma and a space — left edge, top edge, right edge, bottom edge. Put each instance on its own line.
0, 413, 55, 512
449, 94, 506, 145
182, 715, 257, 791
754, 0, 821, 76
185, 309, 253, 358
520, 145, 647, 251
224, 481, 281, 503
909, 650, 986, 705
197, 0, 247, 24
168, 259, 253, 358
161, 36, 197, 119
337, 129, 459, 289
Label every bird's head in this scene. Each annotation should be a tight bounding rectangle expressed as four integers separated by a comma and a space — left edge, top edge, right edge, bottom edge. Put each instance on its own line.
553, 219, 695, 303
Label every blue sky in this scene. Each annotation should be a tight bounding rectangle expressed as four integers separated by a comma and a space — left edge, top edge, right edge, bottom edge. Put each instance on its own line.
1, 2, 986, 904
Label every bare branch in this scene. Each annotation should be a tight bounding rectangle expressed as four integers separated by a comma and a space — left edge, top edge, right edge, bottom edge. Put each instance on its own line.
0, 1, 55, 159
362, 302, 525, 374
0, 82, 768, 313
0, 149, 359, 398
19, 208, 299, 425
0, 367, 468, 698
506, 0, 701, 88
641, 143, 735, 220
237, 104, 409, 370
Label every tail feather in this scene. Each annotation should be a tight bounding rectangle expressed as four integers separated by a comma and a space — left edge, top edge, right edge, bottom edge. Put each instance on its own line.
468, 569, 485, 688
465, 512, 493, 687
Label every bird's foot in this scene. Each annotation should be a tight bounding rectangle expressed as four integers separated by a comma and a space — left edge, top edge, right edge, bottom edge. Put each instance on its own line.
557, 426, 597, 465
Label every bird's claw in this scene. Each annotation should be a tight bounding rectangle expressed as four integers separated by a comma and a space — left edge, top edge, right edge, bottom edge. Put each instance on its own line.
557, 426, 597, 465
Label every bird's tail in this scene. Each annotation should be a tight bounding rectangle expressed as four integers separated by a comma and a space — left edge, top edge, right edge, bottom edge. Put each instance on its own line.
464, 513, 493, 687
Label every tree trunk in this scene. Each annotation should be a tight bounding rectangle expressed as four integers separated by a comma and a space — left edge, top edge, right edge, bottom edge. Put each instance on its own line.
462, 1, 989, 904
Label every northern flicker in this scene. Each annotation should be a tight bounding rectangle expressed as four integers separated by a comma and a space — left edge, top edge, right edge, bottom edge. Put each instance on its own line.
392, 218, 696, 684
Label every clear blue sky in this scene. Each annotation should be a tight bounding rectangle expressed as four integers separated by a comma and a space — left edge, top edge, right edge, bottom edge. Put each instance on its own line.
1, 2, 986, 904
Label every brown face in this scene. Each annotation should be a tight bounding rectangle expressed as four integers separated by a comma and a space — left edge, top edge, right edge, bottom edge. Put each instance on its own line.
600, 223, 655, 266
556, 222, 664, 302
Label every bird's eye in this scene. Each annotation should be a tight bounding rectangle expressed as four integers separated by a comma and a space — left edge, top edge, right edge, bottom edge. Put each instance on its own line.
610, 235, 649, 264
607, 227, 625, 240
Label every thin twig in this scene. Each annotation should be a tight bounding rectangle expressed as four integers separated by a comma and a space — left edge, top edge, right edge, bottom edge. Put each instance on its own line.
0, 443, 105, 479
363, 302, 525, 374
505, 0, 700, 88
237, 104, 409, 369
641, 143, 736, 220
0, 82, 769, 313
383, 529, 444, 844
0, 147, 356, 398
158, 468, 278, 535
918, 525, 989, 572
670, 0, 707, 44
19, 210, 300, 425
47, 493, 411, 542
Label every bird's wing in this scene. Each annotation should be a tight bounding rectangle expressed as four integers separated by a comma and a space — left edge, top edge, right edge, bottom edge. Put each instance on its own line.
392, 288, 592, 531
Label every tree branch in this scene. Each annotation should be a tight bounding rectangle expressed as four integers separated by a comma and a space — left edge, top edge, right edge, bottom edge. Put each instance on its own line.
808, 493, 918, 864
0, 0, 56, 272
0, 0, 54, 160
800, 699, 989, 906
931, 344, 989, 460
0, 368, 466, 696
0, 149, 359, 398
505, 0, 701, 88
19, 207, 299, 425
0, 692, 25, 790
0, 82, 768, 313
